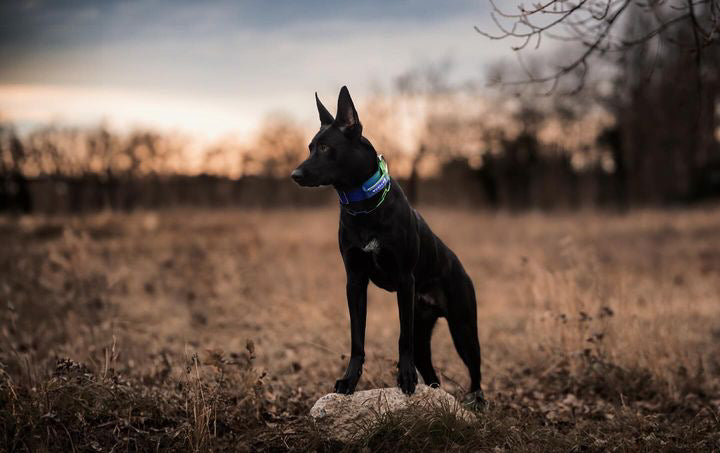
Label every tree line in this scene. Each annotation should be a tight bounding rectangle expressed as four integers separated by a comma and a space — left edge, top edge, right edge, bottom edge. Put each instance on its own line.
2, 2, 720, 213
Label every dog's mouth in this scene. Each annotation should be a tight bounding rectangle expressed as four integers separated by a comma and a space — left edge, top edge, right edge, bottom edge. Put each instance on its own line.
295, 180, 321, 187
292, 177, 325, 188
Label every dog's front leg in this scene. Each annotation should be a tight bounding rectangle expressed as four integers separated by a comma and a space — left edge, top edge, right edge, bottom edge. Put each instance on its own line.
396, 273, 418, 394
334, 273, 368, 394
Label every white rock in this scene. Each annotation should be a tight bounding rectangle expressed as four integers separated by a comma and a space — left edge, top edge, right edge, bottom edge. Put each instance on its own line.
309, 384, 475, 443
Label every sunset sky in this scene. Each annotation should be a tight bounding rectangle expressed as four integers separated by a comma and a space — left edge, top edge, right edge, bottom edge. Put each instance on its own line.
0, 1, 525, 141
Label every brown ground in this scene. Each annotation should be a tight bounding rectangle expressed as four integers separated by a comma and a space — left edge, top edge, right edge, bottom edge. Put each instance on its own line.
1, 207, 720, 451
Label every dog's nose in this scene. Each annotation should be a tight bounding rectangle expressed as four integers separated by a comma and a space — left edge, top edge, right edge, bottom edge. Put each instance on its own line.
291, 168, 304, 182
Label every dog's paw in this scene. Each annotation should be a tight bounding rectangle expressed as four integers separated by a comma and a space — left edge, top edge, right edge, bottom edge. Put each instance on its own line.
334, 357, 363, 394
396, 359, 418, 395
334, 376, 358, 394
462, 389, 488, 411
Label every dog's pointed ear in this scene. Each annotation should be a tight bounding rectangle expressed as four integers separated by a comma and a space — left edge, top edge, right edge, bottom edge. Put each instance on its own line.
334, 85, 362, 138
315, 92, 334, 126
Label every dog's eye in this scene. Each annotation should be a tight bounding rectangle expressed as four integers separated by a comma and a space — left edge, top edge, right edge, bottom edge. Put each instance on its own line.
318, 144, 330, 154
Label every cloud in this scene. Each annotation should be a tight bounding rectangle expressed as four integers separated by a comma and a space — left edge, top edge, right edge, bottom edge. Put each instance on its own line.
0, 0, 522, 139
0, 83, 264, 142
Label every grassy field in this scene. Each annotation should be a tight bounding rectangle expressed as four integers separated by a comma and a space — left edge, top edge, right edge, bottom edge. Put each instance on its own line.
1, 206, 720, 451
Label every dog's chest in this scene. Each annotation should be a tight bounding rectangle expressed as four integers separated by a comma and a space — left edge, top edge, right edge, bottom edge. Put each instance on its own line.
362, 238, 380, 253
349, 227, 381, 254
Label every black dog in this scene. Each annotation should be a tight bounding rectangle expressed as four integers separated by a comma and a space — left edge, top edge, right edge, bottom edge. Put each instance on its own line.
291, 86, 485, 407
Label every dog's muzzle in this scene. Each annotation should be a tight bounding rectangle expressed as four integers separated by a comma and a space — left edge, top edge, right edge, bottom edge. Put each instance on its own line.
291, 168, 304, 183
290, 168, 321, 187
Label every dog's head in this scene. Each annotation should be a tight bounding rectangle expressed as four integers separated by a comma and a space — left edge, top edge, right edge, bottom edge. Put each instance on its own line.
291, 86, 377, 189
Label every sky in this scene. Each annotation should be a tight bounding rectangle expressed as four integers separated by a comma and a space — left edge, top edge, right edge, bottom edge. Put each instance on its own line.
0, 0, 515, 142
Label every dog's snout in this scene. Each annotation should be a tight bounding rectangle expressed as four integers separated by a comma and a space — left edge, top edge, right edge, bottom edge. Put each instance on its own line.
291, 168, 304, 182
291, 165, 323, 187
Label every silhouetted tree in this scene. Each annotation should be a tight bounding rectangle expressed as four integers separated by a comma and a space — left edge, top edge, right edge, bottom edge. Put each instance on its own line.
394, 61, 479, 203
0, 122, 31, 212
597, 5, 720, 203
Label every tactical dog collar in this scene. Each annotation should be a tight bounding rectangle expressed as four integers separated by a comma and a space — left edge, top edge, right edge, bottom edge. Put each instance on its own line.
337, 155, 390, 212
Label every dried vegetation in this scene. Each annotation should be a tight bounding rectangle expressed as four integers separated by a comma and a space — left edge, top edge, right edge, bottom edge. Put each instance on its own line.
1, 207, 719, 451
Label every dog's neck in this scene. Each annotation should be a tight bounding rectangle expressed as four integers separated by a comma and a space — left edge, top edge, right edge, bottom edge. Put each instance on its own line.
332, 147, 379, 192
336, 155, 391, 215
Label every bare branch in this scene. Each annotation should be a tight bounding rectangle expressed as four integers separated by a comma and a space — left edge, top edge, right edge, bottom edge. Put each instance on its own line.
477, 0, 720, 91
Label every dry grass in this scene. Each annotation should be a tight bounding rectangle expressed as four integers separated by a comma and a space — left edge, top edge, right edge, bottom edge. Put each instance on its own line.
1, 206, 720, 451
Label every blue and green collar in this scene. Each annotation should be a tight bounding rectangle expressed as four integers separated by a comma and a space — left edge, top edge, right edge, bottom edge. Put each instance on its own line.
337, 155, 390, 210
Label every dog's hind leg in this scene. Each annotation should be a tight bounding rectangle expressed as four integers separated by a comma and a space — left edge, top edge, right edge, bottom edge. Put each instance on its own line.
444, 270, 485, 407
413, 303, 440, 386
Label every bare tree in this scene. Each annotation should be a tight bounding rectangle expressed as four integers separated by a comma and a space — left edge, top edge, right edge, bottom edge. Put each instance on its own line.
478, 0, 720, 91
251, 115, 307, 179
0, 121, 31, 212
394, 60, 482, 203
